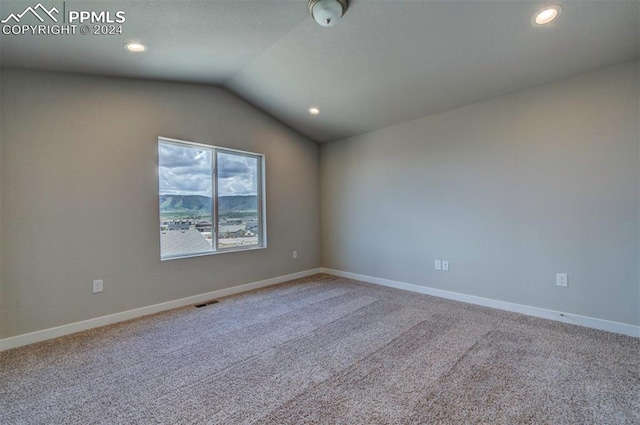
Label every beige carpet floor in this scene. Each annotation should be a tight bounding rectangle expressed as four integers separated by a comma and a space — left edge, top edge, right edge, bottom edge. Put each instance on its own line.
1, 274, 638, 424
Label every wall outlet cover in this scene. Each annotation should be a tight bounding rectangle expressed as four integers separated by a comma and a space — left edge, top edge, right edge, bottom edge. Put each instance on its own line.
556, 273, 568, 287
92, 279, 103, 293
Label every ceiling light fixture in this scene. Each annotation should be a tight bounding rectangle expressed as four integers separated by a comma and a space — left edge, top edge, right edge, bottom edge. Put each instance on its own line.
308, 0, 348, 27
124, 42, 148, 53
533, 5, 562, 26
309, 107, 320, 115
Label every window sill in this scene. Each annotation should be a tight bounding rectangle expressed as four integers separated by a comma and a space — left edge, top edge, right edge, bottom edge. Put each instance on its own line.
161, 245, 267, 261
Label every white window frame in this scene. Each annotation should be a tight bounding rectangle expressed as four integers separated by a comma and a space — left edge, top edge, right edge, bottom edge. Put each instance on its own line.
159, 136, 267, 261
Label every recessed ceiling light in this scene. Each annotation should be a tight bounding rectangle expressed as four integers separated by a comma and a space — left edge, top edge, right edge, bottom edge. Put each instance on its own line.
309, 107, 320, 115
124, 42, 148, 53
533, 5, 562, 26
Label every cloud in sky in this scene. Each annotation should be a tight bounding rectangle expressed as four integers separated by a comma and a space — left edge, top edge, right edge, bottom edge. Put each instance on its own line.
217, 152, 258, 197
158, 143, 257, 197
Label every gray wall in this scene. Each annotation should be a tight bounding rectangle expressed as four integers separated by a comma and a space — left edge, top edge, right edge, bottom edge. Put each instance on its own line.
0, 69, 3, 333
321, 61, 639, 326
1, 69, 321, 338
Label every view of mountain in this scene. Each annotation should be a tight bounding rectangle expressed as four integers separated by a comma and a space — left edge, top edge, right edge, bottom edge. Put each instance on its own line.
159, 194, 257, 213
217, 195, 258, 213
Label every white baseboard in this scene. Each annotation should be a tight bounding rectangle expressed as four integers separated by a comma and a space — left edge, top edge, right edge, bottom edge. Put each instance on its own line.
4, 266, 635, 350
321, 268, 639, 338
0, 268, 322, 351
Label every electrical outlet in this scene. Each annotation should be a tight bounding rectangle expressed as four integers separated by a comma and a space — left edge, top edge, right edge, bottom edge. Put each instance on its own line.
92, 279, 103, 293
434, 260, 441, 270
556, 273, 568, 287
293, 250, 298, 260
442, 261, 449, 271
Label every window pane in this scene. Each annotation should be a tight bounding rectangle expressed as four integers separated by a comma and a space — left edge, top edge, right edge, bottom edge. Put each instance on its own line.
216, 151, 260, 249
158, 142, 214, 258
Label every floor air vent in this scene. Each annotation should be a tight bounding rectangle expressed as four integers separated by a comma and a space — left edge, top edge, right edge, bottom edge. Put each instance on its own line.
194, 299, 220, 308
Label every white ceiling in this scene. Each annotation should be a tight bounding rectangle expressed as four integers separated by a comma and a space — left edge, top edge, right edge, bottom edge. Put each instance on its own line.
1, 1, 638, 143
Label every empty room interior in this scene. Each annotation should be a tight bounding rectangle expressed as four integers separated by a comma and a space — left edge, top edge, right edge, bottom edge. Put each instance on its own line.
1, 0, 639, 423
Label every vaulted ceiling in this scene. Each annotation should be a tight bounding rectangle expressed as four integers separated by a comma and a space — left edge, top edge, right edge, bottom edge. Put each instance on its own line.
1, 1, 638, 143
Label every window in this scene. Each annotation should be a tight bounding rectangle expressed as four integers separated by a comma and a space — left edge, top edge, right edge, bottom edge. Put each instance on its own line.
158, 137, 265, 260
